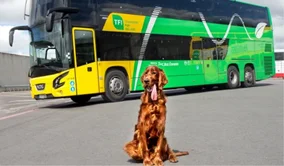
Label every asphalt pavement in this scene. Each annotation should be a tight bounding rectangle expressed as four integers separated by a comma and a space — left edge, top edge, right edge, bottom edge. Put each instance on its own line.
0, 79, 283, 165
0, 91, 69, 117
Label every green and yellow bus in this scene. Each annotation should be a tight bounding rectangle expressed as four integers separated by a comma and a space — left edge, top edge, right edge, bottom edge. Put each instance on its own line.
9, 0, 275, 104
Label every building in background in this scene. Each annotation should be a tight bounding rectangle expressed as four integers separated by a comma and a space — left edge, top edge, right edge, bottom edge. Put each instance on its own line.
0, 52, 30, 92
274, 49, 284, 78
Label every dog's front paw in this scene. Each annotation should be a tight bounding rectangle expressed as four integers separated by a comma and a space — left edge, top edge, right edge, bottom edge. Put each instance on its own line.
169, 154, 178, 163
143, 158, 153, 166
153, 157, 163, 166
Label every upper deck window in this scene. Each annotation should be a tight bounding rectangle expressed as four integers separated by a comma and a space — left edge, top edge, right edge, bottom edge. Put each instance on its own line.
96, 0, 270, 28
70, 0, 97, 26
29, 0, 66, 26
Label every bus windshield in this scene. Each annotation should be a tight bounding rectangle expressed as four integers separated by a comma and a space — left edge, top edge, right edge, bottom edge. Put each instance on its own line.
29, 21, 72, 75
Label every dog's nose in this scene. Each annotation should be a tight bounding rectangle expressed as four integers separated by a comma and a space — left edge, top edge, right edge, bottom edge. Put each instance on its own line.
144, 79, 149, 83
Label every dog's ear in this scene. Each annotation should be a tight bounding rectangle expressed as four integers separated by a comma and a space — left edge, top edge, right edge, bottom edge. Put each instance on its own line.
158, 68, 168, 90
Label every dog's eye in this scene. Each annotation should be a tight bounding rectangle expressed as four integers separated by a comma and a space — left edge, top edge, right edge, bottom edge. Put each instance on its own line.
152, 72, 156, 74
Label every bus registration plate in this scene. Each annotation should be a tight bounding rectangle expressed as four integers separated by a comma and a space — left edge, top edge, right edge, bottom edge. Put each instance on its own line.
38, 94, 47, 99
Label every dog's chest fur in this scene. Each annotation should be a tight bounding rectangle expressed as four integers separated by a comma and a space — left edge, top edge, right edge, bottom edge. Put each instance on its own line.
144, 103, 161, 138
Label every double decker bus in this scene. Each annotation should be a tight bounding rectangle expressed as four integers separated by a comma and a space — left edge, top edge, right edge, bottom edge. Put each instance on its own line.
9, 0, 275, 104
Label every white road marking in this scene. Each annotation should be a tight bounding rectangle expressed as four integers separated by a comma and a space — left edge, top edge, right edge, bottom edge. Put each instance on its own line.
3, 103, 34, 106
9, 99, 36, 103
0, 109, 37, 121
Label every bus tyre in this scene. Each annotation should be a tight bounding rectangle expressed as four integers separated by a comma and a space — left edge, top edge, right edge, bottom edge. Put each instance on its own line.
102, 70, 128, 102
226, 65, 240, 89
241, 66, 255, 87
71, 95, 91, 105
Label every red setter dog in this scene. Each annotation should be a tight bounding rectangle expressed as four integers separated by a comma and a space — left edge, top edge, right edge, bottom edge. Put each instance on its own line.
124, 66, 189, 166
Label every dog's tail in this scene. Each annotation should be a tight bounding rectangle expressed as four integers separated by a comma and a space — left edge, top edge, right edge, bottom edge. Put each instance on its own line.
174, 151, 189, 157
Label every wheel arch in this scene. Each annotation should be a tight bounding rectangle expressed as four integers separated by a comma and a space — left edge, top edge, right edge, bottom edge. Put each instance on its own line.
105, 66, 129, 76
228, 63, 239, 71
245, 63, 255, 70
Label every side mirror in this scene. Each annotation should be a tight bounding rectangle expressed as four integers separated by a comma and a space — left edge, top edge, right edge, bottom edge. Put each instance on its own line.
45, 48, 57, 60
9, 26, 33, 47
45, 7, 80, 32
28, 68, 33, 78
9, 30, 15, 47
46, 13, 55, 32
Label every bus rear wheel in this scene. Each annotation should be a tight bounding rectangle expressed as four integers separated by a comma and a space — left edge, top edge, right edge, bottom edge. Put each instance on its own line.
71, 95, 91, 105
241, 66, 255, 87
101, 70, 128, 102
226, 65, 240, 89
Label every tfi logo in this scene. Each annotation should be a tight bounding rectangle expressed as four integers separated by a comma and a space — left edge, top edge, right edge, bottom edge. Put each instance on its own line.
112, 14, 124, 30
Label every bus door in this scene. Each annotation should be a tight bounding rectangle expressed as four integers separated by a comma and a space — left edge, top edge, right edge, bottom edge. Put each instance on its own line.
202, 38, 219, 84
72, 27, 100, 95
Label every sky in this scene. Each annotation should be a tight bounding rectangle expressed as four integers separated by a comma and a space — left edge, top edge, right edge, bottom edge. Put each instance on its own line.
0, 0, 283, 56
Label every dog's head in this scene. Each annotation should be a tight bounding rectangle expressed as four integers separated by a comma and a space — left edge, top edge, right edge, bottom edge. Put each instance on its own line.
140, 66, 168, 101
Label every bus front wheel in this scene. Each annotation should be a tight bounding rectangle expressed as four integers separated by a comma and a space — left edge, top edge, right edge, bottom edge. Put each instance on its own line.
101, 70, 128, 102
226, 65, 240, 89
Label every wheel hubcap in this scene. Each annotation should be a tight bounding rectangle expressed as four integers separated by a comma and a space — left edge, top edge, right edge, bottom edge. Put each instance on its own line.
109, 77, 124, 94
230, 71, 237, 84
245, 71, 253, 83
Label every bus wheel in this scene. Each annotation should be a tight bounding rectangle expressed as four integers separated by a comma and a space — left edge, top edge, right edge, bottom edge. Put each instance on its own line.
71, 95, 91, 105
226, 65, 239, 89
102, 70, 128, 102
241, 66, 255, 87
